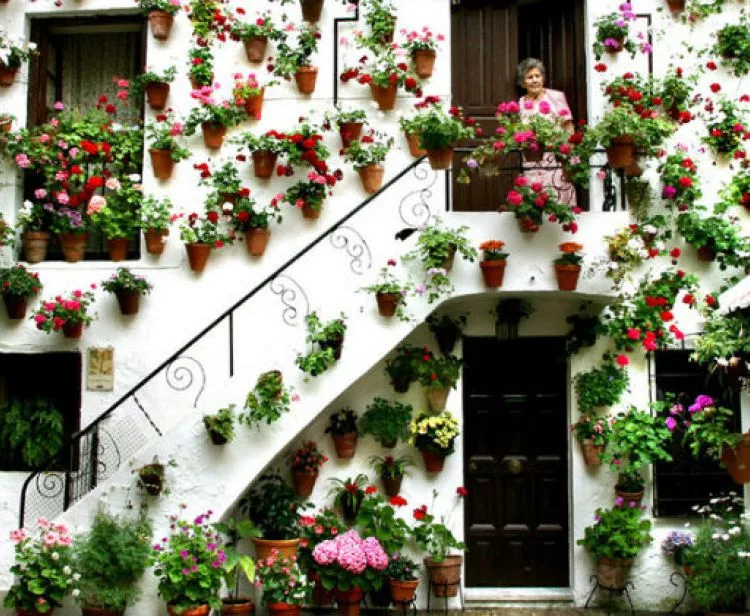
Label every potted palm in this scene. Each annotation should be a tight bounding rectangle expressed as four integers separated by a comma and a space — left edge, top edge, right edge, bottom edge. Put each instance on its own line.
342, 130, 393, 194
233, 131, 290, 179
230, 11, 283, 63
418, 352, 462, 412
139, 195, 173, 255
410, 103, 477, 169
0, 265, 42, 320
184, 89, 245, 150
326, 408, 359, 459
360, 397, 412, 448
409, 411, 460, 473
146, 114, 190, 180
213, 518, 261, 616
130, 65, 176, 110
138, 0, 181, 40
328, 474, 369, 524
289, 440, 328, 498
478, 240, 509, 288
101, 268, 152, 316
272, 25, 320, 94
202, 404, 237, 445
360, 261, 412, 320
572, 415, 611, 466
32, 287, 96, 339
369, 454, 413, 497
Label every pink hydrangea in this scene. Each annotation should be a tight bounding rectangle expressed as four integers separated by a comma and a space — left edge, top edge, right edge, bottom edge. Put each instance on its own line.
312, 539, 338, 566
337, 541, 367, 574
362, 537, 388, 571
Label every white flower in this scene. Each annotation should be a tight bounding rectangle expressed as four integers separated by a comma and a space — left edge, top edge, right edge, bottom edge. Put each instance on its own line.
73, 573, 81, 581
729, 526, 741, 535
63, 566, 71, 575
51, 552, 59, 560
129, 174, 141, 182
28, 42, 37, 51
72, 589, 80, 598
739, 551, 750, 558
710, 513, 722, 520
722, 533, 730, 541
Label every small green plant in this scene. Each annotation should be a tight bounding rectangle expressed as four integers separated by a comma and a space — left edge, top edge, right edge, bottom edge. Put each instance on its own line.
360, 261, 413, 322
273, 24, 320, 79
241, 472, 311, 540
203, 404, 237, 444
355, 491, 411, 555
139, 195, 173, 232
296, 312, 347, 379
101, 268, 153, 296
212, 518, 260, 604
410, 104, 477, 150
341, 130, 394, 169
0, 265, 42, 299
571, 415, 611, 447
577, 501, 652, 562
360, 398, 413, 447
137, 0, 182, 15
677, 210, 748, 270
362, 0, 397, 46
184, 90, 246, 134
426, 313, 467, 355
328, 473, 369, 523
574, 354, 629, 413
129, 65, 177, 101
410, 488, 466, 561
418, 352, 462, 391
713, 18, 750, 77
146, 113, 190, 162
240, 370, 292, 429
384, 345, 424, 392
0, 397, 64, 469
386, 555, 419, 581
369, 454, 414, 479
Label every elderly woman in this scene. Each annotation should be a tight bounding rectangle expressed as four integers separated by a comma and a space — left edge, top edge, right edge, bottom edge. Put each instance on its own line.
517, 57, 577, 207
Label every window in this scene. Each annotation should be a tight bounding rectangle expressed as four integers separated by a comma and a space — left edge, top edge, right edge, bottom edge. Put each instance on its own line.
652, 350, 740, 517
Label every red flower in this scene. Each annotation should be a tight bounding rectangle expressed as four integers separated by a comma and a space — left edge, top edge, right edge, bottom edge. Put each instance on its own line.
660, 310, 674, 322
389, 496, 407, 507
404, 77, 417, 90
710, 83, 721, 93
682, 293, 695, 305
456, 486, 468, 497
594, 63, 607, 72
678, 177, 692, 188
207, 211, 219, 224
616, 354, 629, 367
365, 485, 377, 495
706, 61, 717, 70
705, 294, 717, 307
669, 247, 682, 258
413, 505, 428, 520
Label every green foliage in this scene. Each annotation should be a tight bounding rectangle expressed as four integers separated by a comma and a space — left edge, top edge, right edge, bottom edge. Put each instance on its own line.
593, 106, 674, 156
273, 25, 320, 79
384, 345, 424, 391
296, 312, 347, 379
592, 11, 637, 60
355, 492, 410, 555
328, 473, 369, 521
241, 472, 311, 540
137, 0, 181, 15
677, 210, 749, 270
139, 195, 173, 231
386, 555, 419, 581
362, 0, 397, 47
426, 313, 467, 355
240, 371, 291, 429
326, 407, 358, 435
202, 404, 237, 443
74, 510, 152, 610
230, 10, 283, 40
369, 454, 414, 479
187, 45, 214, 86
572, 415, 611, 447
411, 105, 476, 150
342, 130, 394, 168
360, 398, 413, 446
101, 268, 153, 295
702, 97, 748, 156
411, 501, 465, 561
130, 65, 177, 100
233, 130, 290, 154
213, 518, 260, 601
601, 407, 672, 477
146, 113, 191, 161
403, 218, 477, 271
255, 554, 311, 605
716, 167, 750, 214
577, 502, 652, 561
0, 265, 42, 298
565, 304, 604, 355
713, 18, 750, 76
184, 98, 246, 134
0, 397, 64, 469
574, 355, 629, 412
692, 310, 750, 366
418, 353, 462, 390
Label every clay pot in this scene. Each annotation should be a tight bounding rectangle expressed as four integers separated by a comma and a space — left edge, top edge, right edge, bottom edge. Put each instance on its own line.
252, 537, 300, 561
615, 488, 644, 504
267, 604, 301, 616
332, 431, 358, 458
148, 10, 174, 41
114, 290, 140, 316
554, 264, 581, 291
596, 558, 633, 590
426, 386, 450, 412
424, 554, 462, 597
376, 292, 401, 317
22, 231, 50, 263
381, 475, 403, 497
412, 49, 436, 79
220, 598, 255, 615
243, 35, 268, 63
517, 215, 540, 233
202, 122, 227, 149
190, 74, 213, 90
580, 439, 604, 466
294, 66, 318, 94
606, 136, 636, 169
320, 334, 344, 360
666, 0, 686, 12
81, 608, 123, 616
144, 81, 169, 110
167, 605, 210, 616
3, 293, 28, 320
302, 203, 321, 219
185, 242, 211, 273
426, 147, 454, 170
245, 227, 270, 256
149, 148, 175, 180
208, 429, 229, 445
300, 0, 324, 22
244, 87, 265, 120
391, 374, 411, 393
312, 575, 334, 606
389, 579, 418, 604
358, 164, 384, 194
107, 237, 130, 261
252, 150, 278, 179
722, 432, 750, 484
144, 228, 168, 255
0, 116, 12, 132
421, 450, 446, 473
339, 121, 364, 148
292, 470, 318, 498
58, 232, 88, 263
63, 321, 84, 339
370, 82, 397, 110
405, 132, 425, 157
0, 63, 18, 87
697, 244, 717, 262
334, 586, 363, 616
480, 259, 506, 288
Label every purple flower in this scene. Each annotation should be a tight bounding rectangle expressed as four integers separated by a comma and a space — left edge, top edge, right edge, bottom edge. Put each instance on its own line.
665, 416, 677, 431
614, 19, 627, 28
629, 501, 637, 508
466, 158, 479, 169
695, 394, 714, 408
615, 496, 624, 507
182, 568, 190, 575
662, 185, 677, 199
604, 38, 621, 50
180, 549, 189, 559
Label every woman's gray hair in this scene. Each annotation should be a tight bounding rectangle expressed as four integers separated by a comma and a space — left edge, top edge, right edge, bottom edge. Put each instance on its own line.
517, 58, 546, 87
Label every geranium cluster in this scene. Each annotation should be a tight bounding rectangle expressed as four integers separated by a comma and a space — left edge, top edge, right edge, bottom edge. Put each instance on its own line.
32, 287, 97, 334
659, 152, 701, 211
503, 175, 580, 233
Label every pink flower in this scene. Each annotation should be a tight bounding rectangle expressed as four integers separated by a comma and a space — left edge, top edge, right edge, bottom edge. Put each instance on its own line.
15, 154, 30, 169
9, 529, 26, 544
53, 101, 64, 111
506, 190, 523, 206
616, 354, 629, 367
87, 195, 107, 216
538, 101, 551, 114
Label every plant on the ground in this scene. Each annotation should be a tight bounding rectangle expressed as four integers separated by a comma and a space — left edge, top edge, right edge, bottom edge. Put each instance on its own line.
356, 491, 411, 555
255, 552, 312, 605
0, 265, 42, 298
360, 397, 413, 446
574, 354, 629, 413
311, 529, 389, 591
240, 370, 292, 429
0, 397, 63, 469
661, 529, 695, 566
298, 509, 343, 573
212, 518, 260, 604
577, 500, 652, 561
101, 268, 152, 295
32, 288, 97, 334
241, 472, 311, 540
202, 404, 237, 443
386, 555, 419, 581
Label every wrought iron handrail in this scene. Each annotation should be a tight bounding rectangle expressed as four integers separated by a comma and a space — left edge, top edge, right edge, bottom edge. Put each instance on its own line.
18, 153, 426, 527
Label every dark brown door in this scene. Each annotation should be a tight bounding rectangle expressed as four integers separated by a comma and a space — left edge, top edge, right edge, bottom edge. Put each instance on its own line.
463, 337, 569, 587
451, 0, 586, 212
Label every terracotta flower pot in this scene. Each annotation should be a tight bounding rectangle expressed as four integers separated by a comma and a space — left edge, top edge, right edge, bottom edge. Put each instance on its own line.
22, 231, 50, 263
144, 81, 170, 110
596, 558, 633, 590
334, 586, 363, 616
246, 227, 270, 256
0, 63, 18, 87
666, 0, 686, 12
300, 0, 324, 22
358, 164, 384, 194
252, 537, 300, 561
517, 215, 540, 233
63, 321, 84, 339
426, 147, 454, 170
243, 35, 268, 63
144, 228, 168, 255
332, 431, 357, 458
190, 74, 213, 90
480, 259, 506, 288
292, 470, 318, 498
185, 242, 212, 273
554, 263, 581, 291
17, 609, 56, 616
3, 293, 28, 320
252, 150, 278, 179
615, 488, 644, 504
424, 555, 462, 597
58, 232, 88, 263
697, 244, 717, 262
149, 148, 175, 180
114, 289, 140, 315
405, 132, 426, 157
370, 82, 398, 110
381, 475, 403, 497
148, 10, 174, 41
389, 578, 418, 604
339, 121, 364, 148
376, 292, 401, 317
220, 597, 255, 615
244, 87, 265, 120
412, 49, 436, 79
81, 608, 124, 616
202, 122, 227, 149
421, 450, 446, 473
606, 136, 636, 169
167, 605, 210, 616
267, 603, 301, 616
0, 116, 12, 132
580, 439, 604, 466
302, 203, 321, 219
107, 237, 130, 262
294, 66, 318, 94
722, 432, 750, 484
426, 386, 450, 412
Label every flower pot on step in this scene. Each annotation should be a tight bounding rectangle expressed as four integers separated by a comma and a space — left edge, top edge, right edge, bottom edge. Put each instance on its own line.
381, 475, 403, 497
149, 148, 175, 180
245, 227, 270, 256
63, 321, 84, 339
424, 554, 462, 597
554, 263, 581, 291
425, 386, 450, 412
389, 579, 418, 605
426, 147, 454, 170
58, 232, 88, 263
202, 122, 227, 149
580, 439, 604, 466
293, 470, 318, 498
107, 237, 130, 261
376, 292, 401, 317
405, 132, 426, 157
358, 164, 384, 194
606, 136, 636, 169
252, 150, 277, 179
300, 0, 324, 22
185, 242, 211, 273
0, 63, 19, 87
370, 82, 397, 110
148, 10, 174, 41
243, 35, 268, 63
334, 586, 363, 616
220, 597, 255, 615
252, 537, 300, 561
412, 49, 436, 78
339, 121, 364, 148
22, 231, 50, 263
722, 432, 750, 484
294, 66, 318, 94
596, 558, 633, 590
3, 294, 28, 320
144, 81, 170, 110
244, 87, 265, 120
332, 431, 358, 458
421, 450, 446, 473
114, 289, 140, 316
167, 605, 210, 616
144, 228, 168, 255
480, 259, 506, 288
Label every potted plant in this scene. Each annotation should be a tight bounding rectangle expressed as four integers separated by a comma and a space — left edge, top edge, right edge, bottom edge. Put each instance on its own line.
240, 370, 292, 430
178, 213, 232, 273
410, 103, 476, 169
369, 454, 413, 497
298, 509, 343, 607
692, 310, 750, 388
327, 474, 369, 524
48, 205, 89, 263
138, 0, 181, 40
384, 345, 423, 393
362, 0, 397, 45
661, 529, 695, 575
212, 518, 260, 616
273, 25, 320, 94
360, 261, 412, 320
255, 552, 311, 616
135, 455, 175, 496
478, 240, 509, 288
702, 97, 747, 157
16, 200, 50, 263
240, 472, 311, 560
0, 112, 15, 133
360, 397, 413, 448
677, 211, 746, 266
0, 31, 37, 86
553, 242, 584, 291
152, 510, 225, 616
387, 556, 420, 606
718, 168, 750, 213
139, 195, 173, 255
326, 408, 359, 459
426, 314, 467, 355
233, 130, 290, 179
594, 106, 674, 169
418, 353, 462, 412
503, 175, 580, 233
411, 488, 467, 597
576, 500, 652, 590
231, 196, 282, 257
73, 510, 152, 616
101, 267, 152, 316
342, 49, 421, 111
399, 105, 428, 157
401, 27, 443, 78
658, 152, 700, 212
3, 518, 79, 615
188, 46, 214, 89
296, 312, 347, 378
403, 217, 477, 275
713, 18, 750, 77
202, 404, 237, 445
572, 415, 611, 467
325, 107, 368, 149
409, 411, 460, 473
342, 130, 393, 194
130, 65, 177, 110
289, 440, 328, 498
230, 11, 283, 63
0, 265, 42, 320
0, 397, 64, 469
592, 8, 637, 60
283, 176, 338, 220
574, 354, 629, 413
184, 88, 245, 150
146, 113, 191, 180
32, 287, 96, 339
232, 73, 276, 120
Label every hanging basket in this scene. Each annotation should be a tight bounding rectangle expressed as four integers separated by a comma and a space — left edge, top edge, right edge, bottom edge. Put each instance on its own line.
412, 49, 436, 79
243, 35, 268, 63
267, 604, 301, 616
148, 10, 174, 41
220, 598, 255, 615
252, 150, 278, 179
167, 605, 209, 616
294, 66, 318, 94
144, 81, 170, 110
334, 587, 363, 616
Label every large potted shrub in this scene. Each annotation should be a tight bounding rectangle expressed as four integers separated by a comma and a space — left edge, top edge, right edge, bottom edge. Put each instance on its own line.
360, 397, 413, 448
0, 265, 42, 320
73, 511, 152, 616
409, 411, 460, 473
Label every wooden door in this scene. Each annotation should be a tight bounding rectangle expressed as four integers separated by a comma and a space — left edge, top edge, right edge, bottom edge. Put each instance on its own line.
463, 337, 569, 587
451, 0, 586, 212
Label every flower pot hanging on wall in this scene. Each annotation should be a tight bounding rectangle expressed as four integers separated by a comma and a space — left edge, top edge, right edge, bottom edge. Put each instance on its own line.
144, 82, 170, 110
243, 35, 268, 63
148, 10, 174, 40
252, 150, 277, 179
294, 66, 318, 94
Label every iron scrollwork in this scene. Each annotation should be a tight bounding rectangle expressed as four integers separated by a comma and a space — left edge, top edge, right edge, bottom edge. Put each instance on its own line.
269, 275, 310, 327
166, 356, 206, 408
329, 225, 372, 275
